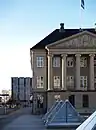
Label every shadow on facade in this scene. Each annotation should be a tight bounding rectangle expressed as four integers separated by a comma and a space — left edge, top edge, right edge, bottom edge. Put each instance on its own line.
31, 93, 47, 115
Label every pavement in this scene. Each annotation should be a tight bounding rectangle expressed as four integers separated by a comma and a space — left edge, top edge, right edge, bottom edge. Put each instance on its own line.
0, 107, 20, 119
0, 107, 76, 130
2, 115, 46, 130
0, 115, 8, 119
0, 107, 47, 130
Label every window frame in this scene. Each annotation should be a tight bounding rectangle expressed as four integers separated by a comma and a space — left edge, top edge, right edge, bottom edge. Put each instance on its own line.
36, 56, 44, 67
53, 76, 60, 88
80, 57, 87, 67
82, 95, 89, 108
67, 57, 74, 67
67, 76, 74, 86
36, 76, 44, 88
53, 57, 60, 67
80, 76, 87, 88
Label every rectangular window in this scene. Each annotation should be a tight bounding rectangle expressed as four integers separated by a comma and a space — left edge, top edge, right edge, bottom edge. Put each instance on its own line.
18, 78, 19, 86
67, 76, 74, 86
69, 95, 75, 107
94, 57, 96, 66
36, 56, 44, 67
54, 76, 60, 88
36, 76, 44, 88
94, 76, 96, 84
53, 57, 60, 67
67, 57, 74, 67
80, 76, 87, 87
80, 57, 87, 67
24, 78, 26, 86
82, 95, 89, 108
30, 78, 32, 86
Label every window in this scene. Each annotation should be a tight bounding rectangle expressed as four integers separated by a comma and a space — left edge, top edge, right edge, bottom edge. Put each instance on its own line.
80, 76, 87, 87
80, 57, 87, 67
24, 78, 26, 86
36, 56, 44, 67
82, 95, 89, 108
69, 95, 75, 107
67, 76, 74, 86
37, 76, 44, 88
54, 76, 60, 88
94, 76, 96, 84
94, 57, 96, 66
67, 57, 74, 67
30, 78, 32, 86
54, 94, 60, 101
53, 57, 60, 67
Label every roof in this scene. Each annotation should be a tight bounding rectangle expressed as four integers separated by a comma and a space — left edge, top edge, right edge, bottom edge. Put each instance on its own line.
30, 28, 96, 50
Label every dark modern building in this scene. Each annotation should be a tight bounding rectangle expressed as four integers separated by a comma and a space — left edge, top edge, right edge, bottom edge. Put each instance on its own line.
11, 77, 32, 105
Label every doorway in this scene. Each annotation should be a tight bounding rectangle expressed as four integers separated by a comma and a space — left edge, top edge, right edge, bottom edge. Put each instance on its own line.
69, 95, 75, 107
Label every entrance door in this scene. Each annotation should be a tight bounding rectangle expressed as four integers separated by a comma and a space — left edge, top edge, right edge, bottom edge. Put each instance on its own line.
69, 95, 75, 107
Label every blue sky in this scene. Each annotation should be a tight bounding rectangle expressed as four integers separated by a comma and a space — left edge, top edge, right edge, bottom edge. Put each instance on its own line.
0, 0, 96, 92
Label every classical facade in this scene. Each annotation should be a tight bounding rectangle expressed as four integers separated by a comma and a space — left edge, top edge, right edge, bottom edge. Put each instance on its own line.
30, 23, 96, 114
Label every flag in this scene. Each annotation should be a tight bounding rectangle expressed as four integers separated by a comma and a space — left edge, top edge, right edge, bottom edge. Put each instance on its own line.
81, 0, 85, 9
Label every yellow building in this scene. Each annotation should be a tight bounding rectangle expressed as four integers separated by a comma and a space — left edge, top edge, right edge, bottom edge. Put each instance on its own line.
30, 23, 96, 114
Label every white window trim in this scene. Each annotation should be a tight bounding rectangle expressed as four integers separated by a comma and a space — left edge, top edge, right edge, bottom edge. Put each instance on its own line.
53, 57, 60, 67
67, 76, 74, 87
36, 76, 44, 88
80, 76, 87, 87
36, 56, 44, 67
80, 57, 87, 67
54, 76, 60, 88
67, 57, 74, 67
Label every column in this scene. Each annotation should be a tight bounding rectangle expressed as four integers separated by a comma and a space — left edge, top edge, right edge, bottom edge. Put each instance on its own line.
75, 54, 81, 90
89, 54, 95, 90
61, 54, 67, 90
48, 54, 53, 90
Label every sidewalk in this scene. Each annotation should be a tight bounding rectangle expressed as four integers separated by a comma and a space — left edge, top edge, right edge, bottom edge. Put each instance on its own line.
0, 107, 20, 119
3, 115, 47, 130
0, 115, 8, 119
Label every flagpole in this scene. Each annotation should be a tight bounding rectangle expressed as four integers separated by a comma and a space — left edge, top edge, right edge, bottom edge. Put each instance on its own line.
80, 0, 85, 30
80, 0, 82, 29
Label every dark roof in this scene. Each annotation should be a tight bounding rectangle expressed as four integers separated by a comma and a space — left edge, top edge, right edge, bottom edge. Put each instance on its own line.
30, 28, 96, 50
